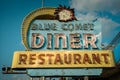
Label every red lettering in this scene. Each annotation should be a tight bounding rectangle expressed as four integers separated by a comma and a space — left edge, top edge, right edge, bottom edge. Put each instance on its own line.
83, 54, 92, 64
92, 54, 100, 64
46, 54, 54, 64
29, 54, 36, 65
101, 53, 109, 64
64, 54, 72, 64
54, 54, 63, 64
38, 54, 45, 64
19, 54, 27, 64
74, 54, 81, 64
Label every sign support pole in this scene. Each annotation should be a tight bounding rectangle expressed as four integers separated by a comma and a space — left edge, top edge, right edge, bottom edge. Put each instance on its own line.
42, 0, 44, 8
40, 77, 45, 80
84, 76, 89, 80
30, 78, 33, 80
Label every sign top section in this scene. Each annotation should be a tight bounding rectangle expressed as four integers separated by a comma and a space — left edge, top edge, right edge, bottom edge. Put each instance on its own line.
22, 7, 101, 50
29, 20, 101, 50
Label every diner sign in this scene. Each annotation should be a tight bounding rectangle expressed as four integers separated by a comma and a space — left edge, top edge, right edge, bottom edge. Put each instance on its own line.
29, 20, 101, 50
11, 7, 115, 68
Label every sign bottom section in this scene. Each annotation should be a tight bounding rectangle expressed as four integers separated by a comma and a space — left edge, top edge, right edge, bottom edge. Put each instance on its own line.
12, 50, 115, 68
27, 69, 102, 76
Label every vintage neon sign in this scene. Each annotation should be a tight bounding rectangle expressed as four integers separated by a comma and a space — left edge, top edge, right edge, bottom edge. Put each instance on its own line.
11, 7, 115, 68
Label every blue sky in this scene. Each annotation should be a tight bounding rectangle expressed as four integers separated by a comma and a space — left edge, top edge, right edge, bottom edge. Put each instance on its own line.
0, 0, 120, 80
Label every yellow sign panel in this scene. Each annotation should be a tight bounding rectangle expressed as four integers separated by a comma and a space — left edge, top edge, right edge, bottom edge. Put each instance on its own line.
12, 50, 115, 68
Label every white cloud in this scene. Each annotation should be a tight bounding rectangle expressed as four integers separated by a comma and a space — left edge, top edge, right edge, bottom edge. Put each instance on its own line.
70, 0, 120, 43
76, 12, 97, 20
76, 13, 120, 43
71, 0, 120, 15
99, 17, 120, 37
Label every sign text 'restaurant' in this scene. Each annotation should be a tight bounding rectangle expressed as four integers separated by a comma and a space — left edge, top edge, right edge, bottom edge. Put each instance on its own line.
12, 50, 115, 68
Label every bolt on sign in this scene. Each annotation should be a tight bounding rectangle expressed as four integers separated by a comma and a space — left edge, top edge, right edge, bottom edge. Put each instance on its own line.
12, 6, 115, 69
